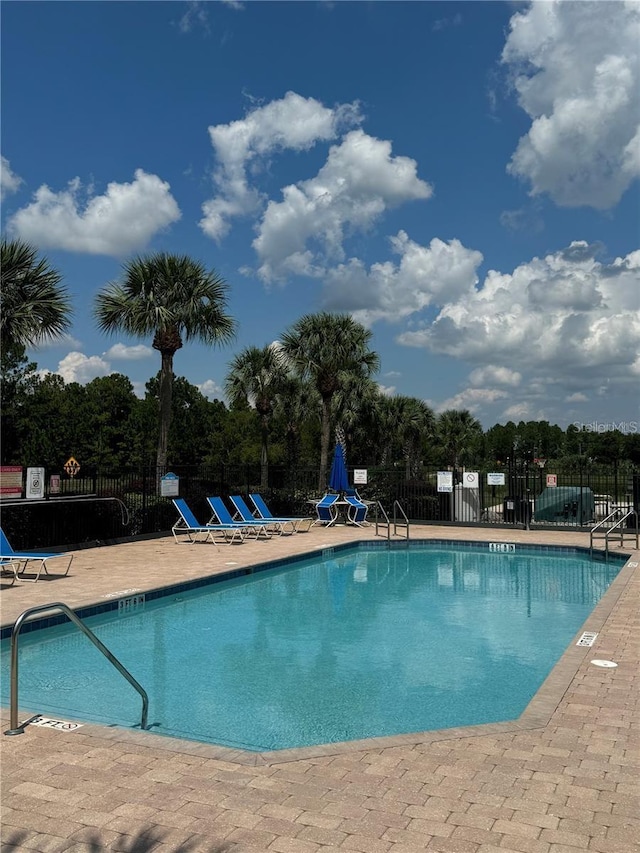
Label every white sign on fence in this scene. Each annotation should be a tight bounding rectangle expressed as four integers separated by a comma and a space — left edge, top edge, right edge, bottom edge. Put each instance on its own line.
487, 472, 505, 486
26, 467, 45, 500
160, 472, 179, 497
353, 468, 368, 485
437, 471, 453, 493
463, 472, 479, 488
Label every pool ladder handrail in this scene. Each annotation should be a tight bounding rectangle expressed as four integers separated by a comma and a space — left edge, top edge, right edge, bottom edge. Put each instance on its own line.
590, 508, 639, 560
4, 602, 149, 736
374, 501, 410, 541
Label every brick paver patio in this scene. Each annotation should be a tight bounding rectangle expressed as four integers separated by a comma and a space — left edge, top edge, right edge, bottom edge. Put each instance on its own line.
1, 523, 638, 853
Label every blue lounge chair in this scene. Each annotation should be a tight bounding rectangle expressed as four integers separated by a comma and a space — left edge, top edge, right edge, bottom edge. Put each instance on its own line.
314, 493, 340, 526
0, 527, 73, 583
249, 493, 313, 532
229, 495, 294, 535
206, 496, 271, 540
345, 494, 369, 526
172, 498, 244, 545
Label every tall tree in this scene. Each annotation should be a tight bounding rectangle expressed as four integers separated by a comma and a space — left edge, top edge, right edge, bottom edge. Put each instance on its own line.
436, 409, 483, 470
225, 344, 287, 488
280, 313, 380, 491
0, 238, 72, 349
94, 253, 236, 472
379, 395, 435, 478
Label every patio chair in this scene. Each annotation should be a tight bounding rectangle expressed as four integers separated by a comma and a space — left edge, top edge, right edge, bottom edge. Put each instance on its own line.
249, 493, 314, 532
314, 493, 340, 526
229, 495, 294, 535
172, 498, 244, 545
206, 496, 272, 540
345, 494, 369, 526
0, 527, 73, 583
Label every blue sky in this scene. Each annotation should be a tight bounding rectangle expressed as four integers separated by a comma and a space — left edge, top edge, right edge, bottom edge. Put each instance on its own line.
2, 0, 639, 431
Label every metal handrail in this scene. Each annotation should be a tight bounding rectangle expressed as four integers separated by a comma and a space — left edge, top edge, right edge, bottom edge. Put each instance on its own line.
590, 509, 639, 558
393, 501, 410, 540
4, 602, 148, 736
374, 501, 391, 539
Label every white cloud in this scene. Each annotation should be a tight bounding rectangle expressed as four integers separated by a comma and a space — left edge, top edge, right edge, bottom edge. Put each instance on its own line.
502, 0, 640, 208
565, 392, 588, 403
197, 379, 224, 400
322, 231, 480, 324
7, 169, 181, 256
254, 132, 432, 283
200, 91, 362, 240
393, 239, 639, 422
54, 352, 112, 384
399, 241, 640, 370
468, 366, 521, 387
377, 384, 396, 397
1, 156, 22, 200
105, 343, 154, 361
502, 402, 534, 421
434, 388, 509, 414
178, 1, 210, 34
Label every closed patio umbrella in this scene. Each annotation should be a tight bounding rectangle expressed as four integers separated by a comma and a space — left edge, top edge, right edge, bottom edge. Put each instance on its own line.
328, 443, 349, 493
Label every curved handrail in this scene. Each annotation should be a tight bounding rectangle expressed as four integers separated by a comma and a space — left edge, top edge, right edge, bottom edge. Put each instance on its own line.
393, 501, 410, 540
4, 602, 148, 736
590, 508, 639, 558
374, 501, 391, 539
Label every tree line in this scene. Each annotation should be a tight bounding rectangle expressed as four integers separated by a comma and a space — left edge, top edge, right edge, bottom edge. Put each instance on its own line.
2, 239, 638, 489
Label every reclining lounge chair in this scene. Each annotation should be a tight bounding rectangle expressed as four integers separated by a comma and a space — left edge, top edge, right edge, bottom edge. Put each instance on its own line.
172, 498, 244, 545
229, 495, 294, 535
207, 496, 272, 540
0, 527, 73, 583
249, 493, 313, 532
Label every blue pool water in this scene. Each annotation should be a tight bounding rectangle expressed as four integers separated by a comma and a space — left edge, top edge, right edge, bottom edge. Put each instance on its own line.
1, 544, 622, 751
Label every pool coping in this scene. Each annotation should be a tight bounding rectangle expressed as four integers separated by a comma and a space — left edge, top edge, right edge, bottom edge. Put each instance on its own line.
2, 537, 636, 766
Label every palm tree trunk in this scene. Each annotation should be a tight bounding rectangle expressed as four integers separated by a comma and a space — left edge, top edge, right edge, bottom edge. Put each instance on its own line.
260, 416, 269, 490
156, 351, 174, 475
319, 395, 332, 493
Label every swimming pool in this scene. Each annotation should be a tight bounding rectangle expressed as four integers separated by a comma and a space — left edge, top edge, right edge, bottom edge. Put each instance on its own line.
0, 542, 624, 751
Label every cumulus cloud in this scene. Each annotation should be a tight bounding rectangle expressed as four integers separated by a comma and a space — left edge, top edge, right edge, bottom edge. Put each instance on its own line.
322, 231, 480, 324
502, 0, 640, 208
433, 388, 510, 415
200, 91, 362, 240
105, 343, 154, 361
468, 366, 521, 387
254, 132, 432, 283
54, 352, 112, 384
397, 241, 639, 411
7, 169, 181, 256
197, 379, 224, 400
1, 156, 22, 200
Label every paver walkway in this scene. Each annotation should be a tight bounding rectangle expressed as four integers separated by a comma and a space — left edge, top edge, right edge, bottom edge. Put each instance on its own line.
1, 524, 638, 853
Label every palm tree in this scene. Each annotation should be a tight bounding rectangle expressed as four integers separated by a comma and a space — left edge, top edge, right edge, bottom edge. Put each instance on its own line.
280, 312, 380, 492
225, 344, 288, 488
379, 395, 435, 478
0, 238, 72, 349
94, 253, 236, 472
436, 409, 483, 471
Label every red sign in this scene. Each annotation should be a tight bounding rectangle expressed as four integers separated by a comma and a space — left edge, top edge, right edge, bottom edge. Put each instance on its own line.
0, 466, 23, 498
546, 474, 558, 488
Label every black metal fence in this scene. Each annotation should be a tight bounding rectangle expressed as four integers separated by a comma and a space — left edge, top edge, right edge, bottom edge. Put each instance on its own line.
1, 462, 638, 551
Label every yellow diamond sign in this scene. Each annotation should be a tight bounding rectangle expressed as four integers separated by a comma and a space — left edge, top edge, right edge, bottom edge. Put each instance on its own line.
64, 456, 80, 478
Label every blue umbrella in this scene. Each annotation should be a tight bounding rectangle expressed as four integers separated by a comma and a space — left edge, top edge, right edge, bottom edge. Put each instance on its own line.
328, 443, 349, 493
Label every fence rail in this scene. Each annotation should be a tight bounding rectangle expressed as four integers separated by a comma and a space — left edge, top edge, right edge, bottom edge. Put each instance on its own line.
1, 463, 638, 551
